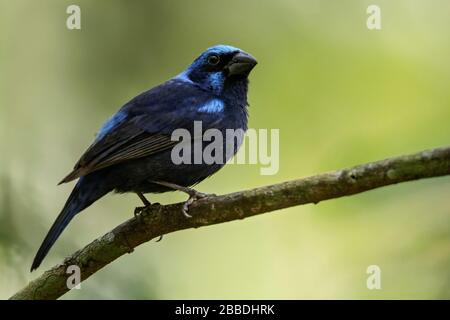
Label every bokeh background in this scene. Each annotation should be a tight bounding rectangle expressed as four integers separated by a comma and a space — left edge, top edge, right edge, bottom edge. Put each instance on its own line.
1, 0, 449, 299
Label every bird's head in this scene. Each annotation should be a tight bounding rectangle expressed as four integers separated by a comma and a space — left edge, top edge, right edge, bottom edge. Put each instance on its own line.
178, 45, 257, 96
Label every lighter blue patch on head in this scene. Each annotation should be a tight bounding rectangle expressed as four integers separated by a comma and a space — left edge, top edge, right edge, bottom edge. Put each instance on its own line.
96, 110, 127, 141
186, 45, 242, 72
179, 45, 243, 93
207, 72, 225, 94
198, 98, 224, 113
206, 44, 241, 54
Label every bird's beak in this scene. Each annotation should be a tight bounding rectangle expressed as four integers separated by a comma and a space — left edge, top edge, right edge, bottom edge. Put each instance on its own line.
226, 51, 258, 76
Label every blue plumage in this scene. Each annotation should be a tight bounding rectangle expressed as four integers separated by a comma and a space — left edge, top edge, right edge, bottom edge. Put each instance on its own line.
31, 45, 257, 271
96, 109, 127, 140
198, 98, 224, 113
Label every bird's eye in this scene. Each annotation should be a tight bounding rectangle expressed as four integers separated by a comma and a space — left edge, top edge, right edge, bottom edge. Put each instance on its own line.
207, 54, 220, 66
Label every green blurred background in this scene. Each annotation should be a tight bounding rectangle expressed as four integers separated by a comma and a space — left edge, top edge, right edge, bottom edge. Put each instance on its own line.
1, 0, 449, 299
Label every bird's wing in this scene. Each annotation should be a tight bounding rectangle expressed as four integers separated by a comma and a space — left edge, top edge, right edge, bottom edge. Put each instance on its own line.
59, 119, 178, 184
59, 79, 222, 184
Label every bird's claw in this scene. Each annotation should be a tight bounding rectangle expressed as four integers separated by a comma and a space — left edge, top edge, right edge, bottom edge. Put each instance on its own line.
182, 198, 194, 218
134, 206, 146, 217
181, 191, 214, 218
134, 202, 160, 219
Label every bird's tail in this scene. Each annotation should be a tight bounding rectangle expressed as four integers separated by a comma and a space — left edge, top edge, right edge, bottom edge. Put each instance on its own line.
31, 176, 111, 271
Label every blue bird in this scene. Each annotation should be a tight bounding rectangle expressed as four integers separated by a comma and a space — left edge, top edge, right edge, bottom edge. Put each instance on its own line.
31, 45, 257, 271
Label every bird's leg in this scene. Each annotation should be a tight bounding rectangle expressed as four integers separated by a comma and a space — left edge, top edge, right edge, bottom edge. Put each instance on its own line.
137, 192, 151, 206
151, 180, 214, 218
134, 192, 151, 217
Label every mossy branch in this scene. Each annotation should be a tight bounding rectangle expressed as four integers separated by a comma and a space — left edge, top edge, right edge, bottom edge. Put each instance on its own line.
10, 146, 450, 300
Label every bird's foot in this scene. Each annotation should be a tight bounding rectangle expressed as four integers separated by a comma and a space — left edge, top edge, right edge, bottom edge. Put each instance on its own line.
182, 189, 214, 218
134, 192, 151, 219
150, 181, 215, 218
134, 192, 163, 222
134, 206, 146, 218
134, 202, 161, 218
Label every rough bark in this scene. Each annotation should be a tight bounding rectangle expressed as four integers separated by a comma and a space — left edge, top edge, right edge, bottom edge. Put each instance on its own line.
10, 146, 450, 300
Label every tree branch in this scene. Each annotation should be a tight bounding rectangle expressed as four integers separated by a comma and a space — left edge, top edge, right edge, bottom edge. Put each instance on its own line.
10, 146, 450, 300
